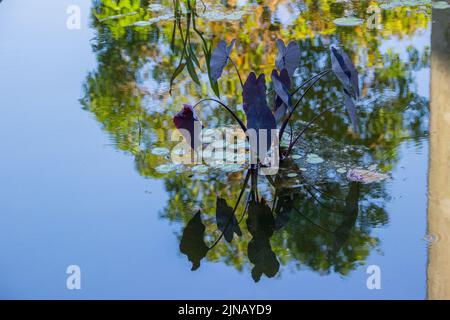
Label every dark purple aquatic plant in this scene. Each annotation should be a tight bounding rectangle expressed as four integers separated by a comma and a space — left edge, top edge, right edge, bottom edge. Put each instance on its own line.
210, 39, 236, 82
173, 104, 203, 150
275, 39, 301, 77
173, 38, 362, 163
330, 45, 360, 133
242, 72, 276, 161
271, 69, 292, 124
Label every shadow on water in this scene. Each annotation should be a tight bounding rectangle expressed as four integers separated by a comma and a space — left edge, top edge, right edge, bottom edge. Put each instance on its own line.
80, 0, 431, 281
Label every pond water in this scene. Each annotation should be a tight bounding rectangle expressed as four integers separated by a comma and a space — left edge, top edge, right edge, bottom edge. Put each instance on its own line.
0, 0, 443, 299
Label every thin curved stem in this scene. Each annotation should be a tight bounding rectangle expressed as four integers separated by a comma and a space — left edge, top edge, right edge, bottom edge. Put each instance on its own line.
192, 98, 247, 132
208, 170, 251, 250
279, 69, 331, 143
229, 57, 244, 90
284, 104, 338, 157
290, 69, 331, 96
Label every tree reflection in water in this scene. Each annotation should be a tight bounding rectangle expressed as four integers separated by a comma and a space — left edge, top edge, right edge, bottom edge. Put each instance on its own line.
81, 0, 430, 281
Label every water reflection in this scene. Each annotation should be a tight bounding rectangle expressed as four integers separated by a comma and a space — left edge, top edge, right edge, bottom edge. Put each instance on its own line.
81, 1, 430, 282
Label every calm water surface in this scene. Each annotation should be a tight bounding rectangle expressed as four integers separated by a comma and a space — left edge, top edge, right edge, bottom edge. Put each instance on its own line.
0, 0, 435, 299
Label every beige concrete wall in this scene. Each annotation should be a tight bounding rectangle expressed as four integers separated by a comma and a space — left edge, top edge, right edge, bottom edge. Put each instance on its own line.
427, 8, 450, 300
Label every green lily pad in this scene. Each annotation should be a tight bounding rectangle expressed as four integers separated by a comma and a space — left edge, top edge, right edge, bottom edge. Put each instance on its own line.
333, 17, 364, 27
192, 165, 209, 173
433, 1, 450, 9
151, 147, 170, 156
155, 163, 177, 174
337, 167, 347, 174
306, 154, 325, 164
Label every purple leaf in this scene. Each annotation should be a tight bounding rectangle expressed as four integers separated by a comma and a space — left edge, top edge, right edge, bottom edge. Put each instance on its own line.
243, 72, 276, 160
210, 39, 236, 82
271, 69, 292, 124
173, 104, 202, 150
216, 197, 242, 243
343, 88, 359, 133
330, 45, 360, 99
275, 39, 300, 77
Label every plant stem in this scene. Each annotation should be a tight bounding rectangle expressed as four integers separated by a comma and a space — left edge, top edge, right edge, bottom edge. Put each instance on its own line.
208, 170, 251, 250
192, 98, 247, 132
284, 104, 338, 157
278, 69, 331, 143
229, 57, 244, 90
290, 69, 331, 96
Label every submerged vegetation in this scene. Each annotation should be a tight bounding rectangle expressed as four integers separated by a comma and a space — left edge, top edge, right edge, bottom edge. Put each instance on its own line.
81, 0, 431, 281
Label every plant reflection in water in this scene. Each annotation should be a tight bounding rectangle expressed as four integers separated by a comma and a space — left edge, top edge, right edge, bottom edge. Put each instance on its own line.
82, 0, 430, 282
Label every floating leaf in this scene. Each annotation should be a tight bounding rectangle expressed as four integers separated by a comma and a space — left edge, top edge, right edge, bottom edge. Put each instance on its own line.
180, 211, 209, 271
330, 45, 359, 99
433, 1, 450, 9
346, 169, 389, 184
337, 167, 347, 174
155, 163, 177, 173
306, 153, 324, 164
173, 104, 203, 150
275, 39, 300, 77
271, 69, 292, 124
287, 173, 298, 178
333, 17, 364, 27
210, 39, 235, 82
151, 147, 170, 156
216, 197, 242, 243
243, 73, 277, 160
192, 165, 209, 173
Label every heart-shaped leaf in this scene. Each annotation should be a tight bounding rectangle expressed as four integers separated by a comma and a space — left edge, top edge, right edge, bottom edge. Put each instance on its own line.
243, 72, 276, 161
330, 45, 360, 99
210, 39, 236, 82
216, 197, 242, 243
275, 39, 300, 77
271, 69, 292, 124
173, 104, 202, 150
179, 211, 209, 271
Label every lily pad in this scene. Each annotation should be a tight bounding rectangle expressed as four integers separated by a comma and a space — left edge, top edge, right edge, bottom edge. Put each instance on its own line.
192, 165, 209, 173
306, 154, 324, 164
155, 163, 177, 174
220, 163, 245, 173
433, 1, 450, 9
151, 147, 170, 156
337, 167, 347, 174
333, 17, 364, 27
